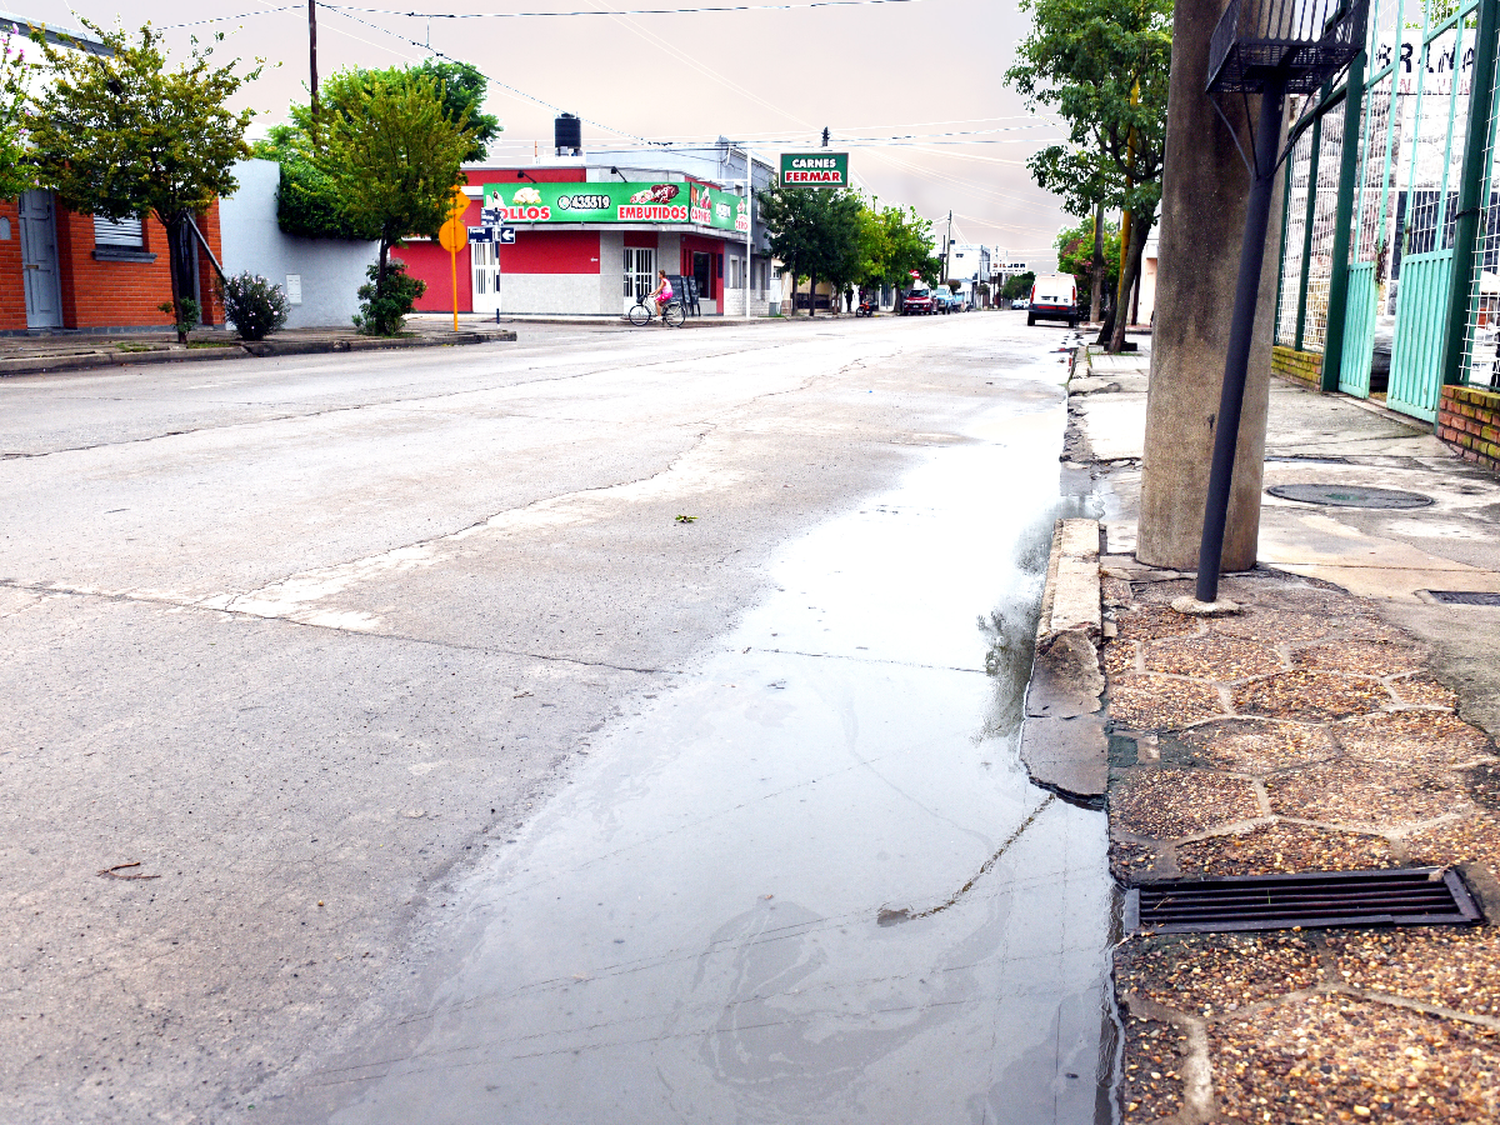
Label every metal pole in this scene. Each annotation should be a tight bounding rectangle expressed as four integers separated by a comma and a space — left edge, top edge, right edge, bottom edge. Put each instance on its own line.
1441, 0, 1500, 388
1195, 77, 1287, 605
1321, 54, 1366, 392
308, 0, 319, 111
1293, 86, 1325, 352
745, 148, 753, 319
1274, 148, 1293, 346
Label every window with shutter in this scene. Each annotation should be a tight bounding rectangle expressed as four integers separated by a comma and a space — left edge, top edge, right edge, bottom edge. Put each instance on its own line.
93, 215, 143, 248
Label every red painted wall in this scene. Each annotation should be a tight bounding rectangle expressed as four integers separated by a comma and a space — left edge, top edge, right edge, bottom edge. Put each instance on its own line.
0, 199, 23, 331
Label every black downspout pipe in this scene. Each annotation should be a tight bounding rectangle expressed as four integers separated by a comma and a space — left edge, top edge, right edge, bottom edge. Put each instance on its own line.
1195, 76, 1288, 604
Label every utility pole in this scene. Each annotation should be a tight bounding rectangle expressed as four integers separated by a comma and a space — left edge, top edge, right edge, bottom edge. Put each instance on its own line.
308, 0, 319, 116
945, 210, 953, 287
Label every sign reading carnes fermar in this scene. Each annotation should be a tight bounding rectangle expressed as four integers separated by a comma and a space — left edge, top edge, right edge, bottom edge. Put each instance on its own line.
481, 181, 745, 228
779, 153, 849, 187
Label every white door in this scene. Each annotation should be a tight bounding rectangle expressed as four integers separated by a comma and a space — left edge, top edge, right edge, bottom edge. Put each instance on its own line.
19, 190, 63, 329
623, 247, 655, 315
471, 241, 501, 315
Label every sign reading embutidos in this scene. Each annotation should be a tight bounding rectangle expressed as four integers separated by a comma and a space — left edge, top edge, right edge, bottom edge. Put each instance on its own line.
482, 181, 747, 230
779, 153, 849, 187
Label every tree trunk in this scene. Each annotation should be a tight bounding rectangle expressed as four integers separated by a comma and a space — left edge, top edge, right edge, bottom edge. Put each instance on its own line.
808, 271, 817, 317
163, 213, 192, 345
1109, 214, 1154, 353
1090, 201, 1105, 323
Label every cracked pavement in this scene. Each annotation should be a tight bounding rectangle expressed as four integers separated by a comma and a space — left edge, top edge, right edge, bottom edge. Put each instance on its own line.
1, 314, 1093, 1122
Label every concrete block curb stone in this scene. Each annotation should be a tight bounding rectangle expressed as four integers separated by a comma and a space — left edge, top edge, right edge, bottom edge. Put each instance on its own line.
0, 331, 516, 378
1018, 517, 1108, 805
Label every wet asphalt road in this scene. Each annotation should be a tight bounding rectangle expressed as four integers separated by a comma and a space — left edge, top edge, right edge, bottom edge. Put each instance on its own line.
0, 312, 1107, 1123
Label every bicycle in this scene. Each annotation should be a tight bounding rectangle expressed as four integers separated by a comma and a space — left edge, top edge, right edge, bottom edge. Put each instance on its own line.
627, 293, 685, 327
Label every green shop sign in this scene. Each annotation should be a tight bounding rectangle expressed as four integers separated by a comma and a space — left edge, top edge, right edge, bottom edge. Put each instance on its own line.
779, 153, 849, 187
482, 181, 746, 229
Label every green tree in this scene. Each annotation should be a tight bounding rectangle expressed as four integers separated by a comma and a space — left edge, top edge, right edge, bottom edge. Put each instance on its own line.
0, 31, 33, 200
759, 185, 863, 317
295, 66, 479, 333
409, 60, 500, 162
854, 200, 940, 298
25, 20, 262, 341
1055, 215, 1119, 302
1001, 271, 1036, 301
1005, 0, 1170, 350
256, 61, 500, 242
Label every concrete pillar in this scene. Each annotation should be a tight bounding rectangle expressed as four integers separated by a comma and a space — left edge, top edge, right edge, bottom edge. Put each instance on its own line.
1137, 0, 1285, 571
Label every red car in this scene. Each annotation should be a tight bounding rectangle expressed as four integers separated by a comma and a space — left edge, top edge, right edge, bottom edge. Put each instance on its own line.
901, 288, 935, 315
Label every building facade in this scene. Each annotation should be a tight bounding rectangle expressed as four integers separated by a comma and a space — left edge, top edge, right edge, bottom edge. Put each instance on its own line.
402, 142, 776, 318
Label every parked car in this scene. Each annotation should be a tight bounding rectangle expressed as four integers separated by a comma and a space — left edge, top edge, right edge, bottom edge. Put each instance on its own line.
933, 293, 952, 314
1011, 298, 1029, 310
1027, 274, 1079, 327
901, 288, 935, 315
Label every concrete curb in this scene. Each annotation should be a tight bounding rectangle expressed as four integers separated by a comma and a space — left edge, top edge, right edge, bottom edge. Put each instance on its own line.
1018, 517, 1108, 806
0, 330, 516, 377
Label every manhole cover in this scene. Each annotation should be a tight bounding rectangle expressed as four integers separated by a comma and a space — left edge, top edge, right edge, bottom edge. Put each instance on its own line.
1267, 484, 1434, 509
1124, 867, 1480, 934
1425, 590, 1500, 606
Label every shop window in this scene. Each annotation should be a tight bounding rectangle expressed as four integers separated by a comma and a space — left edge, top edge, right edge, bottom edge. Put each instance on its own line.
624, 247, 655, 299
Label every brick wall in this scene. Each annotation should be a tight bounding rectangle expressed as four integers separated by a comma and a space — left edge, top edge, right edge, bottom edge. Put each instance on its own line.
1272, 345, 1323, 387
0, 199, 22, 331
1438, 385, 1500, 471
56, 202, 224, 330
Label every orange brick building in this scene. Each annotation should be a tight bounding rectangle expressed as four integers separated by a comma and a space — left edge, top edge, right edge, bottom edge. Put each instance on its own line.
1, 190, 224, 333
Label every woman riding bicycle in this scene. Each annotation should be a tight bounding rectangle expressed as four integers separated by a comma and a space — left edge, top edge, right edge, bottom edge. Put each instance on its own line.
647, 270, 673, 322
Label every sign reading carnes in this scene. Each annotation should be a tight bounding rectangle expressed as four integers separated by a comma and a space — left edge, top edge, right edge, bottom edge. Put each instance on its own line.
779, 153, 849, 187
483, 181, 747, 225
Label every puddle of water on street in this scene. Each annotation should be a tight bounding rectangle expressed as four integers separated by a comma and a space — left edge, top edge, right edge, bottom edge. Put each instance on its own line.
331, 386, 1112, 1125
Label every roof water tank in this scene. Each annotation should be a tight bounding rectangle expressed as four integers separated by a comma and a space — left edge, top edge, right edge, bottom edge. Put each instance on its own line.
554, 113, 582, 156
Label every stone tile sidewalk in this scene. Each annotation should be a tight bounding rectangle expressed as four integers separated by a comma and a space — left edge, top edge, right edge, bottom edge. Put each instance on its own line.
1101, 563, 1500, 1124
1059, 343, 1500, 1123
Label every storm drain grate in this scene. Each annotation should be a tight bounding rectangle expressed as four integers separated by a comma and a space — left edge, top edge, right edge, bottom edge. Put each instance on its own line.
1124, 867, 1481, 934
1424, 590, 1500, 606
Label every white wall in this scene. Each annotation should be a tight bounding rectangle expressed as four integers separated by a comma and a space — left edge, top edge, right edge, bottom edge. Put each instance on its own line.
218, 159, 380, 330
503, 273, 611, 314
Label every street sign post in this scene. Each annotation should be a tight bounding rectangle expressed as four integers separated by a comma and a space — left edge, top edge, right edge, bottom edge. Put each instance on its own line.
438, 186, 471, 331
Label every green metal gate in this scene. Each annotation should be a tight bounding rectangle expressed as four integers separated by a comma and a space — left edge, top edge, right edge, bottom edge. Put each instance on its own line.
1338, 261, 1379, 394
1389, 248, 1455, 418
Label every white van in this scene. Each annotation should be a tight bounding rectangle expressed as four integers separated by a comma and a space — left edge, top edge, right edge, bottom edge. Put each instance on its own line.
1028, 274, 1079, 327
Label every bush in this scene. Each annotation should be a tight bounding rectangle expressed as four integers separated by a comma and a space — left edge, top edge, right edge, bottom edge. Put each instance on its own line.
218, 272, 290, 341
353, 259, 425, 336
158, 297, 200, 336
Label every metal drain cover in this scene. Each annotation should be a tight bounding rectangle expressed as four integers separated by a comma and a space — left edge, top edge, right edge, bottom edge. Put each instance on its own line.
1267, 484, 1434, 509
1124, 867, 1481, 934
1424, 590, 1500, 606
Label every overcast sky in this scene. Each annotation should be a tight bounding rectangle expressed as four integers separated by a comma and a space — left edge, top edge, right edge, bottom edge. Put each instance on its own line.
20, 0, 1072, 268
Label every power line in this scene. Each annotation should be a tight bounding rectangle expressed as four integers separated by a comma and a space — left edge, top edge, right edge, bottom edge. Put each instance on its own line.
325, 0, 920, 17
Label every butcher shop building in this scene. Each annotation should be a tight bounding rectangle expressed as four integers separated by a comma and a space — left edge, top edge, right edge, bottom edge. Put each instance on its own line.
403, 127, 777, 318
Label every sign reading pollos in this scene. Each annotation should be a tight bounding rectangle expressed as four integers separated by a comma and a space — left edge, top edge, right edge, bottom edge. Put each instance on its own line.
779, 153, 849, 187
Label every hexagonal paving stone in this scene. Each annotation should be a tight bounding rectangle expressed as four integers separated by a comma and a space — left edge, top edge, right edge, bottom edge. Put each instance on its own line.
1113, 603, 1202, 642
1119, 1014, 1189, 1124
1143, 634, 1285, 680
1264, 761, 1464, 827
1177, 717, 1338, 773
1110, 837, 1163, 884
1387, 673, 1460, 710
1117, 931, 1321, 1016
1102, 637, 1139, 678
1111, 768, 1263, 839
1234, 670, 1392, 721
1294, 639, 1430, 677
1176, 821, 1396, 877
1407, 810, 1500, 884
1328, 928, 1500, 1019
1210, 607, 1341, 645
1211, 995, 1500, 1123
1108, 675, 1227, 730
1333, 710, 1496, 768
